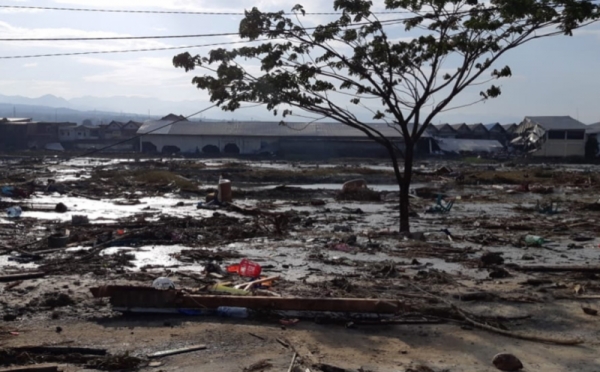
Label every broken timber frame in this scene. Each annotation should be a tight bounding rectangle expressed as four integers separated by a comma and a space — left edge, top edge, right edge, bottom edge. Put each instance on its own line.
90, 286, 402, 314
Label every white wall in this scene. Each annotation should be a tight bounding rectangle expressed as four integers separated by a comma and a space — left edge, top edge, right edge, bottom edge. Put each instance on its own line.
533, 139, 586, 157
141, 134, 276, 154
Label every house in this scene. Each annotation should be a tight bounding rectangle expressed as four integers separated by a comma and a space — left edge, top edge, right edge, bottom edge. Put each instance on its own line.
103, 121, 124, 139
466, 123, 489, 139
0, 118, 77, 150
432, 124, 456, 138
484, 123, 508, 143
0, 118, 33, 150
137, 120, 433, 158
121, 120, 142, 137
450, 123, 471, 138
59, 125, 101, 142
514, 116, 588, 157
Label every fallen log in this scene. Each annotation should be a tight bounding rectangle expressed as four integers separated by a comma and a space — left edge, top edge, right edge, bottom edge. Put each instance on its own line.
512, 265, 600, 273
0, 365, 59, 372
90, 286, 402, 314
0, 272, 45, 283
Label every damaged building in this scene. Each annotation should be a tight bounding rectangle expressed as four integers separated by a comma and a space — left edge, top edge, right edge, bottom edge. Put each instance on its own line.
512, 116, 588, 157
137, 119, 433, 158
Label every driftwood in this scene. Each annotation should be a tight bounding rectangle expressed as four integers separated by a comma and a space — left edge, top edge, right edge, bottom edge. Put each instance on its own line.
410, 284, 584, 346
148, 344, 207, 359
0, 272, 46, 283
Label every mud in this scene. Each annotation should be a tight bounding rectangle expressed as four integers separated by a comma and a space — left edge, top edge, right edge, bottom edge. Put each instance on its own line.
2, 156, 600, 371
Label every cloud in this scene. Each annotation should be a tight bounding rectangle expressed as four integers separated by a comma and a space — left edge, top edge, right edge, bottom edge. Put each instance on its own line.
77, 56, 192, 88
0, 21, 183, 52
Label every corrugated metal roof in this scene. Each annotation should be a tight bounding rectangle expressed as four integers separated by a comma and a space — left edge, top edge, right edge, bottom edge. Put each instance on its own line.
138, 121, 431, 138
451, 123, 470, 131
524, 116, 587, 130
435, 138, 504, 153
484, 123, 505, 132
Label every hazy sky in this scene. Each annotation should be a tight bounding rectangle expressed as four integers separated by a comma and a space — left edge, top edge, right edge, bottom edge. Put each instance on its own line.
0, 0, 599, 123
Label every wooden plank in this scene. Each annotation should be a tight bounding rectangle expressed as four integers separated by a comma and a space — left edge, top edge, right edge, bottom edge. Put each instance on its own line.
12, 346, 106, 356
0, 272, 46, 283
90, 286, 401, 314
0, 365, 59, 372
148, 344, 207, 359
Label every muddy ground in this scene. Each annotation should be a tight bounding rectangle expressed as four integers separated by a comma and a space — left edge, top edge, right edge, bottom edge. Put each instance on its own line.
2, 156, 600, 371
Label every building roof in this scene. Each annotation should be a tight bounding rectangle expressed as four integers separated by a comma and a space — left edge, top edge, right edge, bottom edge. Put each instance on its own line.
483, 123, 506, 132
433, 123, 455, 132
468, 123, 488, 132
161, 114, 188, 122
521, 116, 588, 131
0, 117, 32, 123
451, 123, 470, 131
138, 121, 431, 138
435, 138, 504, 153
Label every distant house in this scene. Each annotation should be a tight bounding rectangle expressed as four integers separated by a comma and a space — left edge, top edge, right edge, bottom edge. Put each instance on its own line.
103, 121, 124, 139
484, 123, 508, 143
59, 125, 100, 142
432, 124, 456, 138
466, 123, 489, 140
0, 118, 33, 150
0, 118, 76, 150
451, 123, 471, 138
121, 120, 142, 137
514, 116, 588, 157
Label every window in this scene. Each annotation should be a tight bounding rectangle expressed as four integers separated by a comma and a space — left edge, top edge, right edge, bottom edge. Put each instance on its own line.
567, 130, 585, 140
548, 131, 566, 140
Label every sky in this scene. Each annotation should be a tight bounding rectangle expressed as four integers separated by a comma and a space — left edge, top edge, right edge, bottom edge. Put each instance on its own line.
0, 0, 599, 124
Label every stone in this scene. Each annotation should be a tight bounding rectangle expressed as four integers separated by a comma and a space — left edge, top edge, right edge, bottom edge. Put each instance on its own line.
492, 353, 523, 371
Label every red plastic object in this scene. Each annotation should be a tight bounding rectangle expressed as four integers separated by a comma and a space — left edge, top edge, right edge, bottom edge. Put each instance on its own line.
238, 259, 262, 278
227, 264, 240, 274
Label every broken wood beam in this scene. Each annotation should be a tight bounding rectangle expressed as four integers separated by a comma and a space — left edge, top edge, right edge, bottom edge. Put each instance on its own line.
0, 365, 59, 372
90, 286, 401, 314
11, 346, 107, 356
512, 265, 600, 273
148, 344, 207, 359
0, 272, 46, 283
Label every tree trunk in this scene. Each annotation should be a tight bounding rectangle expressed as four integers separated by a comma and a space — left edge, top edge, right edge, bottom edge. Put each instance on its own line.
399, 141, 414, 233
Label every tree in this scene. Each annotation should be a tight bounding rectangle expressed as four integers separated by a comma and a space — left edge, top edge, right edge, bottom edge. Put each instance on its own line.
174, 0, 599, 233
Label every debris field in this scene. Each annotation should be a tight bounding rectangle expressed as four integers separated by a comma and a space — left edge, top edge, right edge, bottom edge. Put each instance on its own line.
2, 156, 600, 372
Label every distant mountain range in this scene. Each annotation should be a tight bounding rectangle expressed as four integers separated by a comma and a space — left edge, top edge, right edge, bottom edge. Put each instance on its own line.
0, 94, 227, 124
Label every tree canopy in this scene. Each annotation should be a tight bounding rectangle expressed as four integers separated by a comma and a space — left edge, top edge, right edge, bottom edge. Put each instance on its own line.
174, 0, 599, 232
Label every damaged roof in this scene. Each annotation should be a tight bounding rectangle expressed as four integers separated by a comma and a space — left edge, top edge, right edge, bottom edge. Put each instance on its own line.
435, 138, 504, 153
521, 116, 587, 131
138, 121, 431, 138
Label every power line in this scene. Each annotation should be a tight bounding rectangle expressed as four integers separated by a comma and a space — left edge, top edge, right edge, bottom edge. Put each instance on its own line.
0, 105, 217, 181
0, 32, 238, 42
0, 18, 407, 42
0, 39, 267, 59
0, 5, 413, 15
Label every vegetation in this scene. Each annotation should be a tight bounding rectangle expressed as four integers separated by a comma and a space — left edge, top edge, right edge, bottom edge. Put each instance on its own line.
175, 0, 600, 232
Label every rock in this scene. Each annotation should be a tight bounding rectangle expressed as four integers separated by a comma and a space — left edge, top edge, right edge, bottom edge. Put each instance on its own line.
3, 314, 17, 322
489, 267, 511, 279
333, 225, 353, 233
41, 292, 75, 308
55, 202, 68, 213
492, 353, 523, 371
56, 326, 63, 333
480, 252, 504, 267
